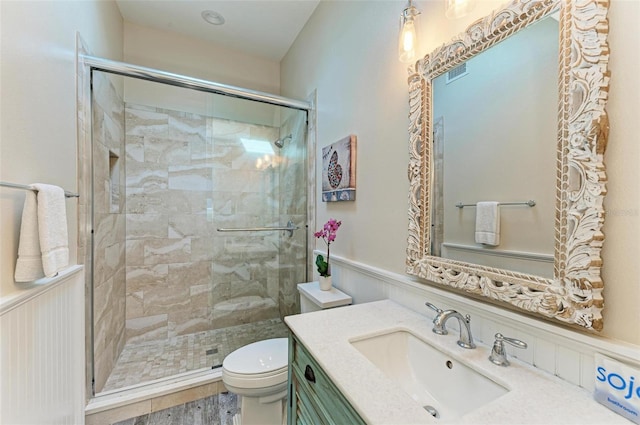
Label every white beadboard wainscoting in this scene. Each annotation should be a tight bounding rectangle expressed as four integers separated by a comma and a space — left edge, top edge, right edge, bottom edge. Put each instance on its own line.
0, 265, 85, 425
321, 253, 640, 394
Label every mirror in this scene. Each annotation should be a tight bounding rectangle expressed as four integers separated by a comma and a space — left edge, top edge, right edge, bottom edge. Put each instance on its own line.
432, 14, 559, 279
406, 0, 610, 331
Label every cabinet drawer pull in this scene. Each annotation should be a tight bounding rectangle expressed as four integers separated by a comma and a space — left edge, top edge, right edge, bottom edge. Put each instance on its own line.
304, 365, 316, 383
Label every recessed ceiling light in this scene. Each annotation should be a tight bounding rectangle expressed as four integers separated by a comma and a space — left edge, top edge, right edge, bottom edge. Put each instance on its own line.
201, 10, 225, 26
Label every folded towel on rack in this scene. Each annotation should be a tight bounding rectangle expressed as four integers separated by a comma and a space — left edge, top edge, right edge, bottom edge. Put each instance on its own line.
14, 184, 69, 281
34, 184, 69, 277
14, 190, 45, 282
475, 201, 500, 246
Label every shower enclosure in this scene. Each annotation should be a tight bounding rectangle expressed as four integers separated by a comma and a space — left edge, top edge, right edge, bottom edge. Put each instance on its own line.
80, 57, 311, 395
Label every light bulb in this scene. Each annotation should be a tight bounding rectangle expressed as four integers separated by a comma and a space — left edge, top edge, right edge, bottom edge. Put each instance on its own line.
402, 20, 416, 52
398, 17, 418, 63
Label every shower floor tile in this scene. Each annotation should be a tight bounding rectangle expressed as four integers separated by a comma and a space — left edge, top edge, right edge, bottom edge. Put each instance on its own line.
102, 318, 289, 392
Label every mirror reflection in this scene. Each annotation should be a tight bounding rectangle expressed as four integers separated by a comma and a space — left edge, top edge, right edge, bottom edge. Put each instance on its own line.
431, 15, 559, 278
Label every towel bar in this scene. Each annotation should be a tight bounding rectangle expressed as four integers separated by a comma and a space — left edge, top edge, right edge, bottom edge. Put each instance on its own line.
0, 181, 79, 198
217, 220, 299, 237
455, 200, 535, 208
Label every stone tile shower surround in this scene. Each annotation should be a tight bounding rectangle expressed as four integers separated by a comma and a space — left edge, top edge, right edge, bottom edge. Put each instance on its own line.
91, 72, 127, 393
123, 104, 284, 349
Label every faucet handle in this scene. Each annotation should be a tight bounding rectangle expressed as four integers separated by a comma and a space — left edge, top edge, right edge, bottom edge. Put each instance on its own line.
425, 302, 446, 333
497, 333, 527, 349
425, 302, 443, 314
489, 333, 527, 367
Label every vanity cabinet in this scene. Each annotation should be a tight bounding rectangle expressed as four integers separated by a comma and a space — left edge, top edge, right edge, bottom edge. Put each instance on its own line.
288, 334, 365, 425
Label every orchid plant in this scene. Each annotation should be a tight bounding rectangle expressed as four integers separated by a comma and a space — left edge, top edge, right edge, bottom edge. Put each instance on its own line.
314, 218, 342, 277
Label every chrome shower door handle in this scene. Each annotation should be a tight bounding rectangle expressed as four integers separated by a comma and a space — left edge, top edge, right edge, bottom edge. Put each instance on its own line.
216, 220, 299, 237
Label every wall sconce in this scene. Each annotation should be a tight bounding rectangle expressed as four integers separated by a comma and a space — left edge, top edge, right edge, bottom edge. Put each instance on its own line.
445, 0, 476, 19
398, 0, 421, 63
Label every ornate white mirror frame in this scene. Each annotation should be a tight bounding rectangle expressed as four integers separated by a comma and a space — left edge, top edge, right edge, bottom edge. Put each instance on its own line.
406, 0, 610, 331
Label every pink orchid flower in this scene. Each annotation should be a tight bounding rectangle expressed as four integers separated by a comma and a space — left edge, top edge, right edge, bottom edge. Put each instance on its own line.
314, 219, 342, 277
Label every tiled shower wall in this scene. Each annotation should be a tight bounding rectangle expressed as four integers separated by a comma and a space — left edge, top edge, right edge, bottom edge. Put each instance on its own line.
123, 104, 290, 346
91, 73, 127, 393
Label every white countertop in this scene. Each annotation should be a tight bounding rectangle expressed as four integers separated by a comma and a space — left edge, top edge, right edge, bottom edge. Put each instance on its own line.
285, 300, 631, 424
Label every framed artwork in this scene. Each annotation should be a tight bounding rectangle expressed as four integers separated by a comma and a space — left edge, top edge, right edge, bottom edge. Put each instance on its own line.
321, 135, 357, 202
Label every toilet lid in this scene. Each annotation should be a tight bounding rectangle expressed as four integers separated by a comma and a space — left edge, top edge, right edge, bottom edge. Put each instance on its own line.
223, 338, 288, 375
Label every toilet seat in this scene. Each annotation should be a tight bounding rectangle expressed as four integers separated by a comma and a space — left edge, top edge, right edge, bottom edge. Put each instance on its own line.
222, 367, 288, 391
222, 338, 289, 391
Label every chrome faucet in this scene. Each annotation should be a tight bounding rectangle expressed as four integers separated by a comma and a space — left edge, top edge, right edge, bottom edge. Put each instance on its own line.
425, 302, 476, 349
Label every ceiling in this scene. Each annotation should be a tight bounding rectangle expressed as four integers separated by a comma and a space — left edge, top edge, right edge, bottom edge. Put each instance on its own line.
115, 0, 321, 61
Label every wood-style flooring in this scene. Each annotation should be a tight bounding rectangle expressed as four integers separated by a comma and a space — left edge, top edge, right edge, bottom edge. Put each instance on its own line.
113, 392, 238, 425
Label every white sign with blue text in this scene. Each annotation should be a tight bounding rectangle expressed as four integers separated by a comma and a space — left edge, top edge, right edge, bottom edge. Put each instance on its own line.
594, 353, 640, 424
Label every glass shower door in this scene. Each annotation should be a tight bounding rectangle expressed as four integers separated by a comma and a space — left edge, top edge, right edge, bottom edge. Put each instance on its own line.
205, 103, 308, 368
92, 70, 308, 393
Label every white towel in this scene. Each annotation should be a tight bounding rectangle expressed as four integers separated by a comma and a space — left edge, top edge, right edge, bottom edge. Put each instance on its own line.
14, 190, 45, 282
14, 184, 69, 281
475, 201, 500, 246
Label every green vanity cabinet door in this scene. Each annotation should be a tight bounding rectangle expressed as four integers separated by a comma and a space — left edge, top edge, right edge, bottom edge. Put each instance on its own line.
288, 334, 366, 425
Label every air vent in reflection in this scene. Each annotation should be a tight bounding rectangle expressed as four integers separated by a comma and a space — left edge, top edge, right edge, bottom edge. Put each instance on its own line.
446, 63, 468, 84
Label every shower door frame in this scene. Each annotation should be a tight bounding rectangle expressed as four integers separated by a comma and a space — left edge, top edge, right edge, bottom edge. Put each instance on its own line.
78, 54, 316, 400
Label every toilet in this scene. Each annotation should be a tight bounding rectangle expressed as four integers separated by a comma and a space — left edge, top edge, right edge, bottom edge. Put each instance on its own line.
221, 281, 352, 425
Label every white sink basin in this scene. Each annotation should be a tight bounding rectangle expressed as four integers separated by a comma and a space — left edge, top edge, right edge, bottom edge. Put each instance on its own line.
351, 330, 508, 420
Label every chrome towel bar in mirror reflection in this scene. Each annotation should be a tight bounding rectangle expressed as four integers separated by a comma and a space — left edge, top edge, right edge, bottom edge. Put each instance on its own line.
455, 200, 536, 208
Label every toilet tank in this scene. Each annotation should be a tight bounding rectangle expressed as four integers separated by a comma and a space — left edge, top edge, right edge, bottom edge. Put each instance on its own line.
297, 282, 352, 313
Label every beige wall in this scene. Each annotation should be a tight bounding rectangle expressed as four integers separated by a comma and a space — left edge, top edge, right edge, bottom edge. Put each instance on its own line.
121, 22, 284, 139
123, 22, 280, 95
600, 0, 640, 345
281, 0, 640, 344
281, 1, 411, 273
0, 0, 124, 297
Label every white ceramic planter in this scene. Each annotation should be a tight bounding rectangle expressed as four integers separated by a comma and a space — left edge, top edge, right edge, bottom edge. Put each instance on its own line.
319, 275, 332, 291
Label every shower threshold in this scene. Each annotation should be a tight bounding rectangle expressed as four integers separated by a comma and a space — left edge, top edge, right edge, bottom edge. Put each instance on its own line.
86, 367, 220, 416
